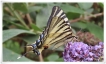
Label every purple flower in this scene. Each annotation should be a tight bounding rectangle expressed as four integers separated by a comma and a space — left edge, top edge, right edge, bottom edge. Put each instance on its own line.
63, 42, 104, 62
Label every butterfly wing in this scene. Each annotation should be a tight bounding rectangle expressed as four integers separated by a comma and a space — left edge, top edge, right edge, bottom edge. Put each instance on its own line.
41, 6, 76, 49
25, 6, 77, 56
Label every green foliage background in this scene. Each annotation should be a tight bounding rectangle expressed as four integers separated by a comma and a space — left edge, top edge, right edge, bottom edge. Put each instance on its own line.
3, 3, 103, 62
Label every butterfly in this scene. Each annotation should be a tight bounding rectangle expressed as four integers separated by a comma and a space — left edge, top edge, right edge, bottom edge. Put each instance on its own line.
23, 6, 77, 57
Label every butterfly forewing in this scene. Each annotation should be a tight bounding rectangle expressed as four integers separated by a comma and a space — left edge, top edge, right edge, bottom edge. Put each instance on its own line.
39, 6, 76, 49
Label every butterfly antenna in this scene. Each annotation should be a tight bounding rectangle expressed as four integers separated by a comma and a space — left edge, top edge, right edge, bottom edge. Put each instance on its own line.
19, 44, 32, 48
17, 53, 26, 59
17, 50, 32, 59
17, 52, 28, 59
17, 44, 33, 59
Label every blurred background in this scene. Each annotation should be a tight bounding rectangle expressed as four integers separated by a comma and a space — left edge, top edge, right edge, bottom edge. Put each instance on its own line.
3, 2, 104, 62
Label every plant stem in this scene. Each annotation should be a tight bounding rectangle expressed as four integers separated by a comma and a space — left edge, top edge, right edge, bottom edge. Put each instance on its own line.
26, 13, 33, 25
39, 54, 44, 62
6, 3, 29, 30
70, 12, 104, 23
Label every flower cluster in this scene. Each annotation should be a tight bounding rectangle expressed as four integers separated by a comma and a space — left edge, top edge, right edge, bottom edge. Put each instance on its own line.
63, 42, 103, 62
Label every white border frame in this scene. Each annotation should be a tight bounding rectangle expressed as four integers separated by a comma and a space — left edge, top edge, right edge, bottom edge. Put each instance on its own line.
1, 1, 105, 64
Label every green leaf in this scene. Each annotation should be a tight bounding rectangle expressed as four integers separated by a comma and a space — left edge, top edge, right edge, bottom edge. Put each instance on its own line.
98, 3, 104, 8
47, 53, 59, 61
85, 8, 94, 14
3, 47, 34, 62
28, 6, 43, 13
13, 3, 28, 13
71, 21, 87, 29
29, 12, 36, 22
56, 58, 64, 61
31, 23, 42, 32
87, 22, 103, 41
3, 14, 18, 22
36, 6, 52, 28
4, 40, 22, 53
3, 14, 28, 30
12, 24, 29, 30
22, 35, 39, 44
60, 4, 84, 14
78, 3, 93, 10
3, 29, 35, 42
66, 12, 80, 19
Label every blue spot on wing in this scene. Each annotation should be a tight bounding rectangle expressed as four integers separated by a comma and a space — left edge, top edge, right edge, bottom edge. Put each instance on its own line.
37, 39, 40, 42
41, 34, 44, 38
36, 39, 40, 45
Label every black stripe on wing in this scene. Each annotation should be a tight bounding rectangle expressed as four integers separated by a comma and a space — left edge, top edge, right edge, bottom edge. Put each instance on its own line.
47, 17, 73, 45
47, 6, 71, 33
47, 6, 69, 25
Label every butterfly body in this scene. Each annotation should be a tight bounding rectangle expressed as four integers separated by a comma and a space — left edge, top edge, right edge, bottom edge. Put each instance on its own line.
26, 6, 77, 55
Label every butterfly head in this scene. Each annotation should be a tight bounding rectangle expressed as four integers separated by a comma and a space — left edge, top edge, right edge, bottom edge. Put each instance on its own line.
17, 42, 40, 59
26, 42, 40, 55
26, 34, 44, 55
